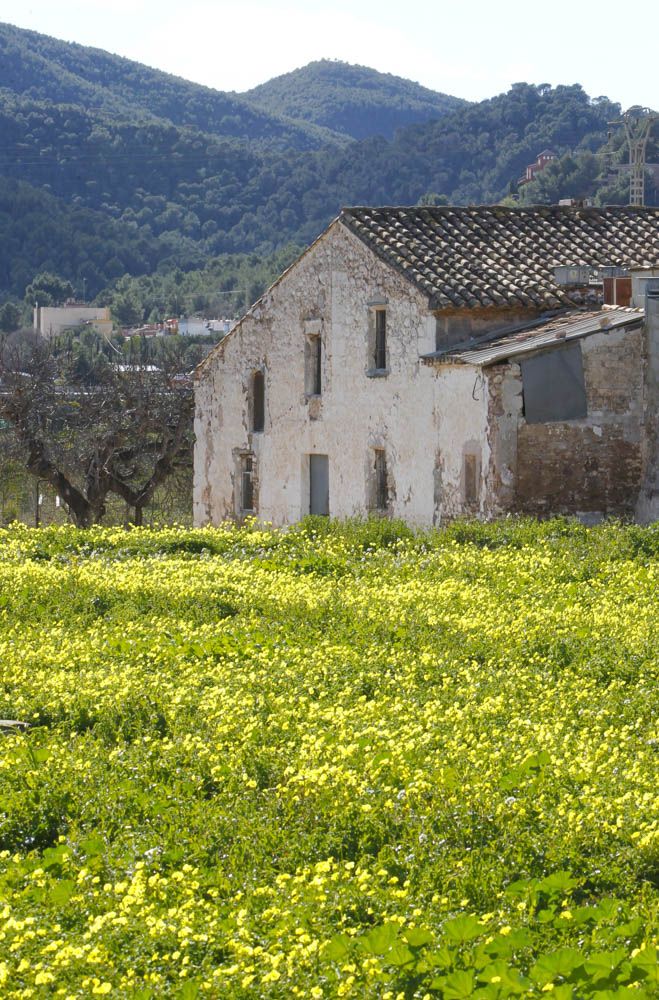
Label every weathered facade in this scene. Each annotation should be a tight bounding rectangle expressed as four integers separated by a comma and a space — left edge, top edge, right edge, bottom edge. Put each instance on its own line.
194, 205, 659, 527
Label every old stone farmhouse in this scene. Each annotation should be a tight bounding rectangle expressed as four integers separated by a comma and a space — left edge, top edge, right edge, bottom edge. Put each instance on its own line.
194, 205, 659, 527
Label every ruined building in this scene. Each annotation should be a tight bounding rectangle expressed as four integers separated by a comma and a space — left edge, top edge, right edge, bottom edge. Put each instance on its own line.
194, 205, 659, 527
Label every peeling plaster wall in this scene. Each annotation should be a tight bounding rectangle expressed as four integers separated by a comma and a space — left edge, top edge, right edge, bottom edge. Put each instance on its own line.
194, 221, 488, 527
636, 298, 659, 523
485, 325, 645, 520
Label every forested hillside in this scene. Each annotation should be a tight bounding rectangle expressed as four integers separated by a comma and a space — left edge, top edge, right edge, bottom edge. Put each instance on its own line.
0, 22, 641, 308
242, 59, 465, 139
0, 22, 342, 150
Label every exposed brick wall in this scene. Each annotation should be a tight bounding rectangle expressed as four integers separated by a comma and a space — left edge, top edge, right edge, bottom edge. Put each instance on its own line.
488, 326, 644, 519
515, 424, 641, 516
516, 328, 643, 516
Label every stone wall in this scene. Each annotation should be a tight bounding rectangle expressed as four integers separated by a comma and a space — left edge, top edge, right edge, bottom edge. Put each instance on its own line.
486, 325, 644, 520
194, 222, 489, 527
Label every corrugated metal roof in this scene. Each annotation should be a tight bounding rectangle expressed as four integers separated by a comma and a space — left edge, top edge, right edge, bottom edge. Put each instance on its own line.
424, 307, 644, 367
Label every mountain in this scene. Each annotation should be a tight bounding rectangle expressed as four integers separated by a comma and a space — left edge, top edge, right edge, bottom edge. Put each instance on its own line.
0, 22, 636, 306
0, 22, 343, 151
242, 60, 465, 140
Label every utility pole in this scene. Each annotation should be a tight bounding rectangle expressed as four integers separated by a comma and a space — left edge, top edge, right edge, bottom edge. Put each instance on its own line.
608, 107, 658, 206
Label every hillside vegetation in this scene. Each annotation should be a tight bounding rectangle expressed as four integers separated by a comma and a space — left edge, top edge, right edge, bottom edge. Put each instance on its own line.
0, 22, 643, 306
0, 518, 657, 996
0, 22, 341, 150
243, 59, 465, 139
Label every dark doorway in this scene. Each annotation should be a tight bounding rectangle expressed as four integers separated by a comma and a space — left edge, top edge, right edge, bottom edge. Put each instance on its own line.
309, 454, 329, 516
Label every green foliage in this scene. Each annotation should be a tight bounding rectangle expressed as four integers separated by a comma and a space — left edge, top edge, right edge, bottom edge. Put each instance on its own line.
243, 59, 465, 140
0, 518, 656, 995
0, 23, 634, 305
0, 22, 340, 151
518, 150, 659, 207
23, 271, 74, 307
102, 244, 303, 323
0, 300, 22, 331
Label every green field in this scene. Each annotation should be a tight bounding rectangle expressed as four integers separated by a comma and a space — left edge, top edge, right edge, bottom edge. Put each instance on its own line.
0, 519, 657, 998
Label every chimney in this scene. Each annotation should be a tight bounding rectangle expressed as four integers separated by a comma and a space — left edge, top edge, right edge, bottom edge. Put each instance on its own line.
636, 280, 659, 523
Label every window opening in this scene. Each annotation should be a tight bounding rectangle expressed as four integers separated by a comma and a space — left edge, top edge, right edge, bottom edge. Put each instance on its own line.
374, 309, 387, 370
520, 342, 587, 424
374, 449, 388, 510
252, 371, 265, 432
464, 453, 479, 504
240, 454, 255, 512
306, 335, 322, 395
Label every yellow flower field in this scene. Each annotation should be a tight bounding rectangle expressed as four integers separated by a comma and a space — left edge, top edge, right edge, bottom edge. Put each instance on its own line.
0, 518, 657, 998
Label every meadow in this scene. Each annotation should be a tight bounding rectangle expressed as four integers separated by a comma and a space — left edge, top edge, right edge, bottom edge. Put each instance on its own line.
0, 517, 657, 999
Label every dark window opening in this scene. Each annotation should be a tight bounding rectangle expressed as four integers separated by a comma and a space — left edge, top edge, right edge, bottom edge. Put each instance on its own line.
375, 449, 388, 510
374, 309, 387, 370
521, 342, 587, 424
312, 336, 322, 395
240, 455, 255, 512
464, 453, 479, 504
252, 371, 265, 432
306, 335, 322, 395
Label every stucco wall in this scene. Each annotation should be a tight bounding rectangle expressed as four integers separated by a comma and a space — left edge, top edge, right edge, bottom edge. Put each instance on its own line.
486, 325, 645, 519
194, 221, 489, 527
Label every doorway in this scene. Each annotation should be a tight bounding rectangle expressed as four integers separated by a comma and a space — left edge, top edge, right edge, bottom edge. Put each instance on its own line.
309, 454, 329, 516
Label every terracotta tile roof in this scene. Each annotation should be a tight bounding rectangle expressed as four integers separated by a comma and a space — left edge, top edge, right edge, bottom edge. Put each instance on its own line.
340, 205, 659, 310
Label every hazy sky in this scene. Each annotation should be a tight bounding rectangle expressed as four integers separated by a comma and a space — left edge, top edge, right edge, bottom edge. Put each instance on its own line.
2, 0, 657, 109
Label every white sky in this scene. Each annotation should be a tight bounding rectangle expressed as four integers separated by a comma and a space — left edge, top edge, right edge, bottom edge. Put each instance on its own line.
1, 0, 657, 110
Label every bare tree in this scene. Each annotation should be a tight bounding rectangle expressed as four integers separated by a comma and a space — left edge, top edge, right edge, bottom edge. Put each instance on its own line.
0, 330, 193, 527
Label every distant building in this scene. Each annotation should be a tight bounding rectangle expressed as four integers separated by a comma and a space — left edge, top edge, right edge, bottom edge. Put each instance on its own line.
518, 149, 558, 187
33, 304, 113, 339
178, 317, 234, 337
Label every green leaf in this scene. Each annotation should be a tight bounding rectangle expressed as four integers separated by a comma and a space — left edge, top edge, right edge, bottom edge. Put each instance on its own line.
443, 914, 483, 944
483, 929, 532, 959
613, 918, 643, 938
590, 990, 648, 999
425, 944, 455, 970
387, 944, 416, 967
504, 877, 535, 898
570, 905, 600, 925
50, 879, 75, 905
477, 960, 529, 993
584, 949, 627, 983
404, 927, 434, 948
630, 947, 658, 984
178, 982, 200, 1000
536, 871, 578, 896
443, 969, 475, 998
325, 933, 352, 961
360, 922, 399, 955
530, 948, 584, 985
80, 836, 105, 857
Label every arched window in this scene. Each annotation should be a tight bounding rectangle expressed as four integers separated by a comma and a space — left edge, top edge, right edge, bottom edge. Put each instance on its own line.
252, 370, 265, 432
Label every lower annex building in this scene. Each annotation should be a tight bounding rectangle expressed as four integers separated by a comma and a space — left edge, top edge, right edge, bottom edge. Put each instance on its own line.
193, 205, 659, 527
